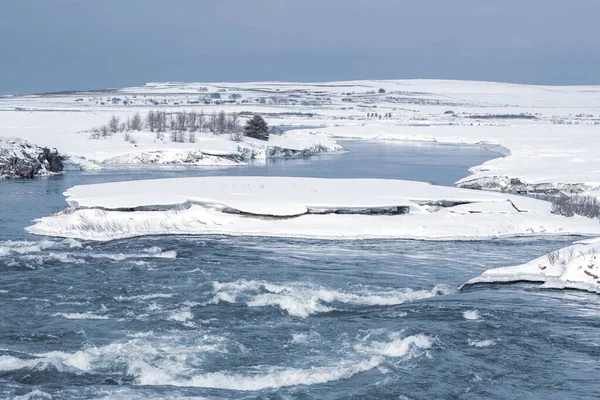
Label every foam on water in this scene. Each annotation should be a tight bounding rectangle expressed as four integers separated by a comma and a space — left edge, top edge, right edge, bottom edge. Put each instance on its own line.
89, 248, 176, 261
0, 333, 230, 379
355, 333, 433, 358
0, 240, 56, 256
210, 280, 454, 318
463, 310, 480, 320
168, 308, 194, 322
52, 312, 109, 320
13, 389, 53, 400
114, 293, 174, 301
139, 357, 383, 390
467, 339, 496, 347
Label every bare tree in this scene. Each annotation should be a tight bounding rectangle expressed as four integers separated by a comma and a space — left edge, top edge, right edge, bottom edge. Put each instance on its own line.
187, 110, 197, 132
216, 110, 227, 134
146, 111, 157, 132
209, 111, 218, 134
197, 110, 206, 132
227, 112, 239, 134
158, 110, 168, 133
108, 115, 120, 134
100, 125, 109, 138
131, 113, 142, 131
176, 111, 187, 132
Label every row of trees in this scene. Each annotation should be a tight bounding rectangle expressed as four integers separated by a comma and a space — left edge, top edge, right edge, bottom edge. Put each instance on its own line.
145, 110, 241, 135
89, 112, 270, 142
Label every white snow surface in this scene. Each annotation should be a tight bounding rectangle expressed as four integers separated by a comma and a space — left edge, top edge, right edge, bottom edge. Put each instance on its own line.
27, 176, 600, 241
2, 78, 600, 187
464, 239, 600, 294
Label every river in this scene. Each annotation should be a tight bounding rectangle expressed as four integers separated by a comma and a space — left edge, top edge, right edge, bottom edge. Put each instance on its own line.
1, 141, 599, 399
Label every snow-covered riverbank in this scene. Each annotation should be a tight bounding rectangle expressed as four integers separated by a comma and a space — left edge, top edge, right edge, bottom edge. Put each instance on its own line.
26, 176, 600, 241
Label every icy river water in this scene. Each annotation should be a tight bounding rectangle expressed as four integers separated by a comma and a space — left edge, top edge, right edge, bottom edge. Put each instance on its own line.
1, 141, 600, 399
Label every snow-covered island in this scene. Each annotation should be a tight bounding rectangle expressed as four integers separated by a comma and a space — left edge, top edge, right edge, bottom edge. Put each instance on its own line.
26, 176, 600, 241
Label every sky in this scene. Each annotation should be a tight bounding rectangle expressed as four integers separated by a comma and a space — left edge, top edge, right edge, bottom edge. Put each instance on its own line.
1, 0, 599, 94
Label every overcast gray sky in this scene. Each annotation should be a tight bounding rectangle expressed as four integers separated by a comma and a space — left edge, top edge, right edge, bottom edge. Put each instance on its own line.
1, 0, 598, 94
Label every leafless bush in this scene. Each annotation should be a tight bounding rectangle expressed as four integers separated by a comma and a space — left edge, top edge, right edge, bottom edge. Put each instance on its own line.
188, 131, 196, 143
559, 248, 576, 266
547, 250, 559, 265
230, 130, 244, 142
124, 132, 137, 144
89, 127, 101, 139
551, 195, 600, 219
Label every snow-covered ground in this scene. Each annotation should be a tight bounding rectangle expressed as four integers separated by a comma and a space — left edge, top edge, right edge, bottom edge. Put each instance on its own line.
2, 78, 599, 189
26, 177, 600, 241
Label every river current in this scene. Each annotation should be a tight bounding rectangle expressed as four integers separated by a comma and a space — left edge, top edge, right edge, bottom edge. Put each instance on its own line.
1, 141, 599, 399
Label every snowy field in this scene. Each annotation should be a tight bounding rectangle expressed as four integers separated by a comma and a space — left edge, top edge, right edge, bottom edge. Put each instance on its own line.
2, 79, 600, 191
26, 177, 600, 241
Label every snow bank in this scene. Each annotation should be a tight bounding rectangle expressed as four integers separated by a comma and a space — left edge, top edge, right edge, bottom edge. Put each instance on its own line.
463, 238, 600, 294
27, 176, 600, 241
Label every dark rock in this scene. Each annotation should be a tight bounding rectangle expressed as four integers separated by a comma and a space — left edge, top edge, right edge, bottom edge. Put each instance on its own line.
0, 137, 64, 179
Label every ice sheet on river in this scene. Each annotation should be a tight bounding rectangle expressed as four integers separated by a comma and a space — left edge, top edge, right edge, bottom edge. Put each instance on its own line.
26, 176, 600, 241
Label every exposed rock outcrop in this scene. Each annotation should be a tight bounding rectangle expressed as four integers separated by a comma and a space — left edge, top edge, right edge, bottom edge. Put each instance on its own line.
0, 137, 64, 178
457, 176, 596, 198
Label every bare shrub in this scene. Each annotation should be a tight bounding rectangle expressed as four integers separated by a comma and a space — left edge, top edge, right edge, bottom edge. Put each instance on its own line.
230, 130, 244, 142
551, 195, 600, 219
188, 131, 196, 143
124, 132, 137, 144
89, 127, 101, 139
547, 250, 559, 265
